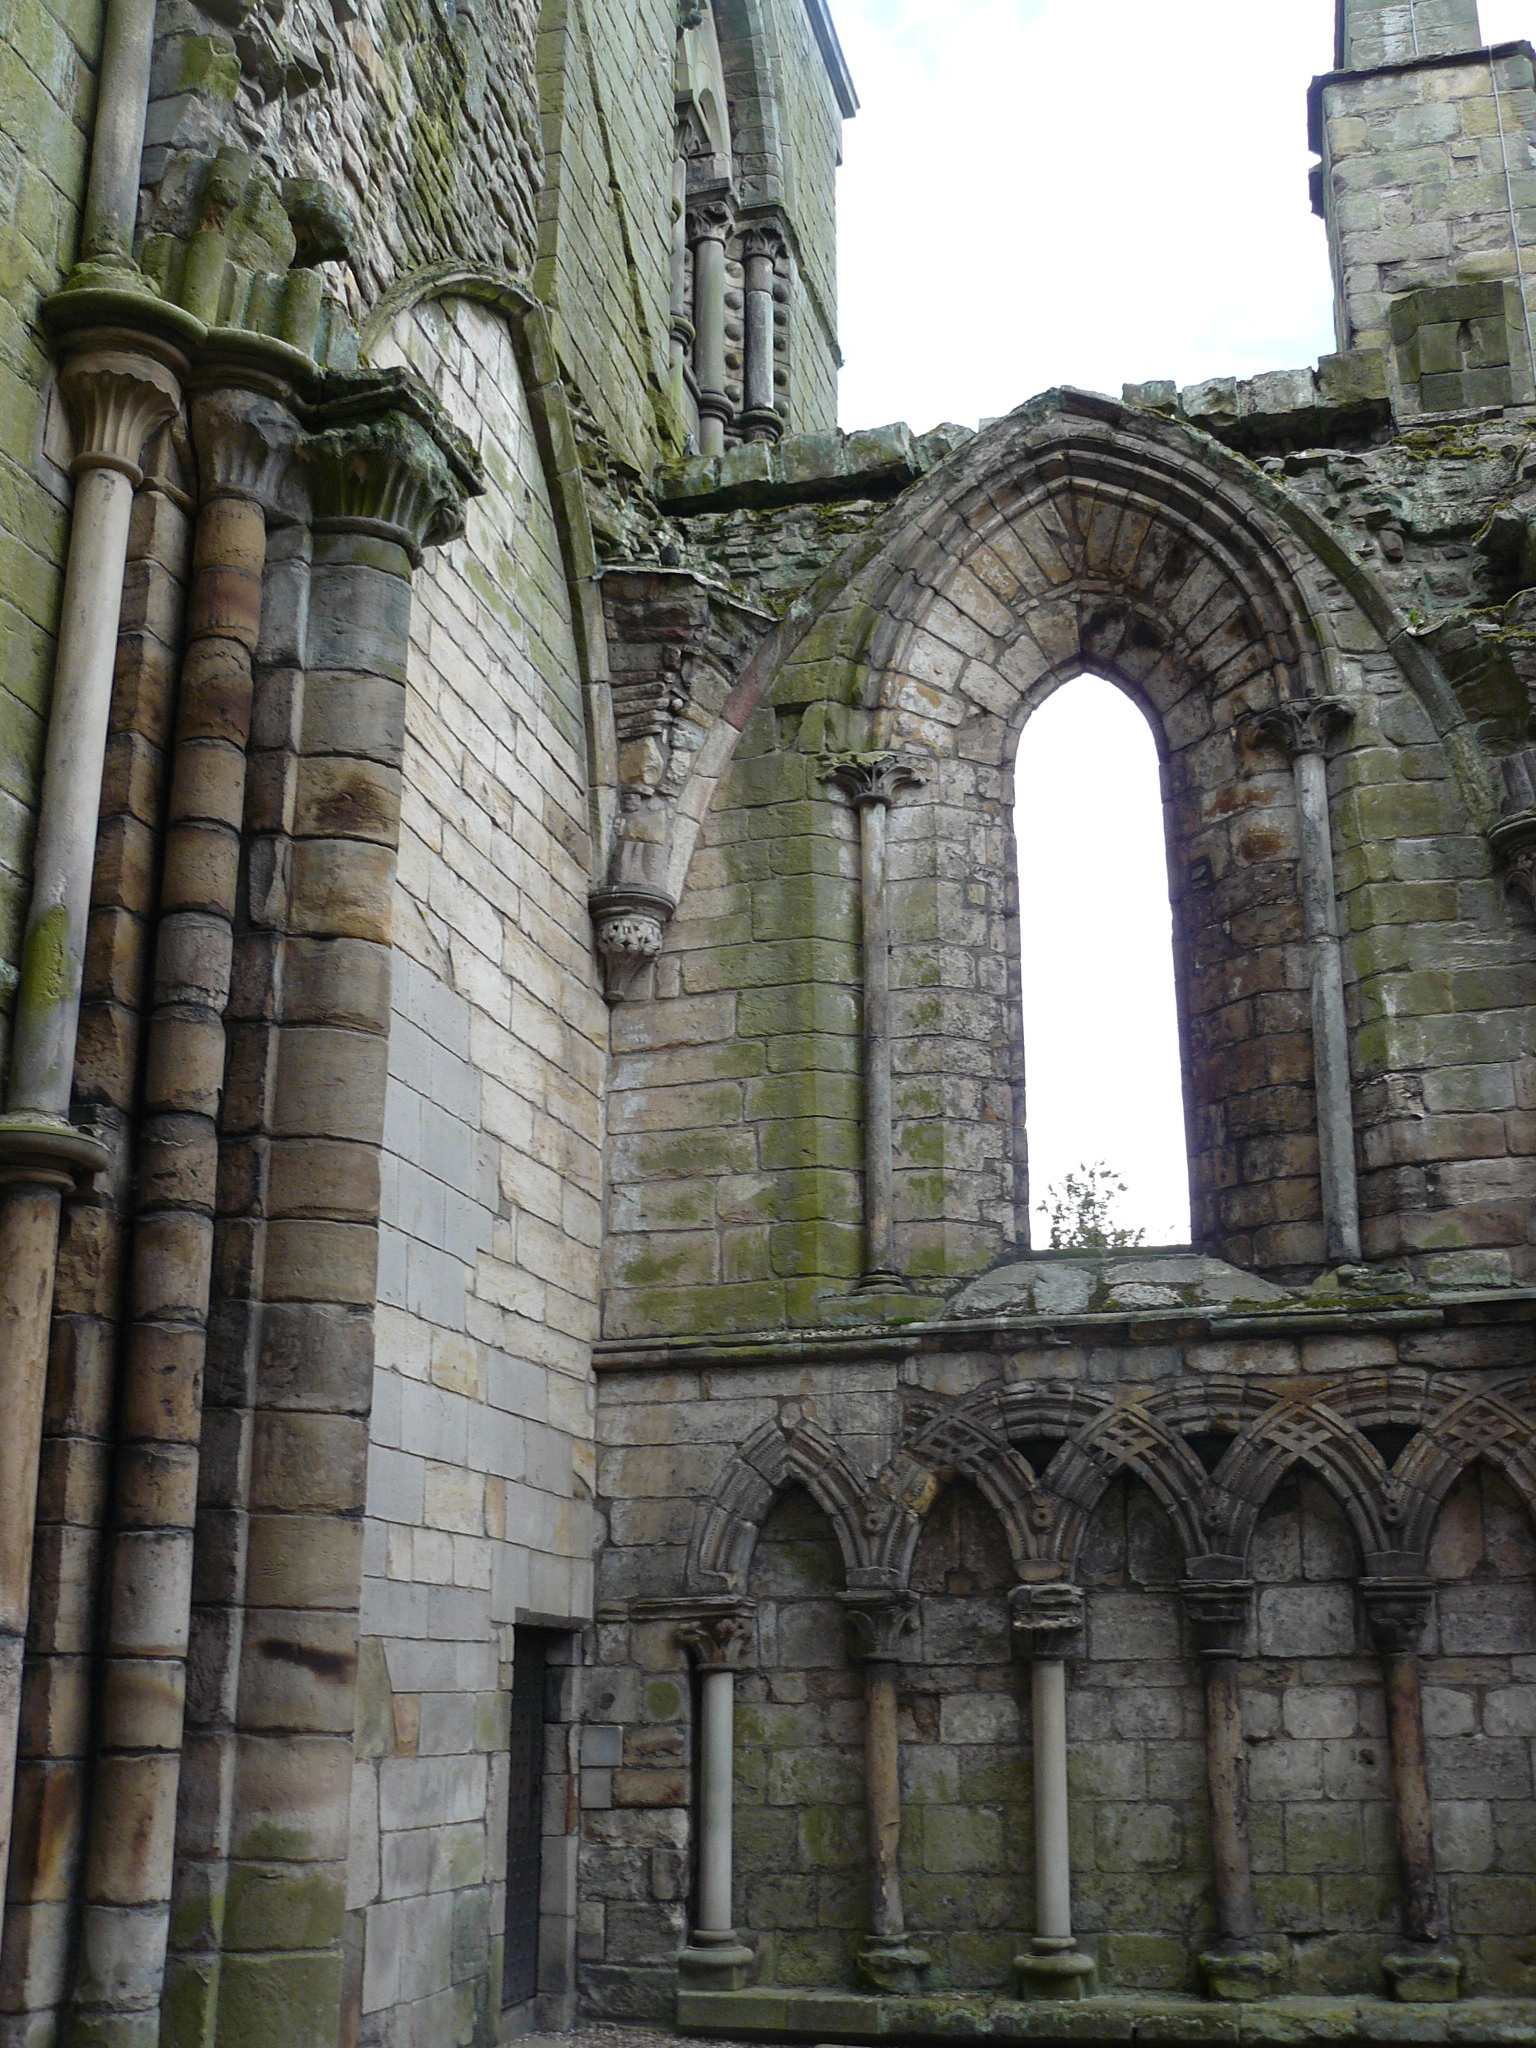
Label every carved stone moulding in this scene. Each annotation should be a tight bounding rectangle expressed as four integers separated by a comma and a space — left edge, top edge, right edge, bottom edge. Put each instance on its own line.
840, 1587, 918, 1665
1009, 1580, 1084, 1659
0, 1111, 110, 1193
1243, 695, 1355, 760
589, 884, 677, 1003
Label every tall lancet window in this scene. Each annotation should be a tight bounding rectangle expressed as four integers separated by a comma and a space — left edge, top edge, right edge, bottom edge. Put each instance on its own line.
1014, 675, 1191, 1246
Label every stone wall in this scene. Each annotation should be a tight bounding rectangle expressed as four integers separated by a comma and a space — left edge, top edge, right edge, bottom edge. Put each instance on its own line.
348, 294, 606, 2043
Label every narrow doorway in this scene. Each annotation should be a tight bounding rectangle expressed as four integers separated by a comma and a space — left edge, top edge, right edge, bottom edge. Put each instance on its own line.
503, 1632, 548, 2007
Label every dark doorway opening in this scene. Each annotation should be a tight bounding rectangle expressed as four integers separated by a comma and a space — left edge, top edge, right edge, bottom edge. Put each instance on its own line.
503, 1631, 549, 2007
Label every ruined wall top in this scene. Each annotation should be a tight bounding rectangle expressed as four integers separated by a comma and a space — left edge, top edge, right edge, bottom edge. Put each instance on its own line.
1337, 0, 1484, 70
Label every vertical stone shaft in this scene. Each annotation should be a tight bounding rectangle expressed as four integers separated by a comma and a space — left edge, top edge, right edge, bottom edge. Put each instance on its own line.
1293, 747, 1360, 1263
740, 226, 783, 439
77, 0, 158, 268
698, 1668, 734, 1932
676, 1607, 753, 1991
688, 200, 732, 457
161, 519, 311, 2048
1, 445, 193, 2043
1382, 1650, 1438, 1942
825, 755, 922, 1289
1203, 1654, 1258, 1947
669, 156, 694, 429
0, 346, 179, 1960
67, 419, 269, 2048
859, 798, 895, 1281
1250, 700, 1359, 1264
1361, 1578, 1443, 1957
863, 1662, 903, 1940
1011, 1584, 1093, 1999
1182, 1578, 1278, 2002
843, 1591, 926, 1993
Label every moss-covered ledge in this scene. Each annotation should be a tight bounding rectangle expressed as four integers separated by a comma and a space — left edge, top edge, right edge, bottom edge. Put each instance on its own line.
677, 1985, 1536, 2043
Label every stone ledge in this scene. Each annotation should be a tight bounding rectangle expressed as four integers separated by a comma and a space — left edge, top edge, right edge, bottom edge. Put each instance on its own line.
660, 423, 971, 514
1122, 355, 1391, 455
677, 1986, 1536, 2044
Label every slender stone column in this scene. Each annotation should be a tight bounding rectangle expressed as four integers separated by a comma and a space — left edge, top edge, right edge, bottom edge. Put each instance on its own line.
687, 194, 734, 457
1009, 1584, 1094, 1999
823, 754, 924, 1290
1249, 698, 1361, 1263
64, 383, 296, 2048
1180, 1578, 1280, 2001
0, 346, 179, 1955
842, 1590, 928, 1993
668, 154, 695, 433
676, 1606, 756, 1991
738, 224, 784, 443
1362, 1576, 1461, 2002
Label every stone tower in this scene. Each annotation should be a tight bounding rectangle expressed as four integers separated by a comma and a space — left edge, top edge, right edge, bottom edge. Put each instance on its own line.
1315, 0, 1536, 411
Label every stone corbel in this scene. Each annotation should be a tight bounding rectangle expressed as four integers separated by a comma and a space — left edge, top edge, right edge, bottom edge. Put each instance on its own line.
589, 884, 677, 1004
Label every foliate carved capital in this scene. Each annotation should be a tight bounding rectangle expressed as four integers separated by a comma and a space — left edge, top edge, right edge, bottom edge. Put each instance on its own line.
841, 1589, 918, 1665
1009, 1581, 1084, 1659
308, 409, 468, 562
676, 1604, 755, 1669
191, 386, 302, 513
589, 885, 676, 1004
1179, 1579, 1253, 1659
820, 752, 926, 812
1245, 697, 1355, 761
1361, 1576, 1434, 1657
59, 349, 181, 486
686, 195, 735, 246
1489, 745, 1536, 917
740, 223, 786, 267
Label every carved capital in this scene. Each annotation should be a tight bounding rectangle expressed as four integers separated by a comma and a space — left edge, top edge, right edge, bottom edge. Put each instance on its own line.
676, 1604, 755, 1669
59, 349, 181, 486
309, 408, 471, 562
191, 385, 301, 512
677, 0, 707, 26
686, 195, 735, 246
1009, 1581, 1084, 1659
589, 885, 676, 1003
740, 223, 786, 267
1180, 1579, 1253, 1659
1245, 697, 1355, 761
841, 1589, 918, 1665
821, 752, 926, 812
1489, 746, 1536, 916
1361, 1576, 1434, 1658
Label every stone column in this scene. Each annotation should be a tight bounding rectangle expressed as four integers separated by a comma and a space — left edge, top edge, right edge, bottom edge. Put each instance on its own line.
687, 195, 734, 458
1249, 699, 1361, 1263
1361, 1576, 1461, 2002
668, 153, 695, 434
842, 1590, 928, 1993
824, 754, 924, 1290
1180, 1578, 1280, 2001
1009, 1584, 1094, 1999
676, 1607, 756, 1992
0, 342, 180, 1950
64, 382, 296, 2048
738, 224, 784, 443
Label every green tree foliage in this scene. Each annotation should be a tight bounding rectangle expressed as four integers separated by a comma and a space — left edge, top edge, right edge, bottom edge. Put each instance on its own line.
1037, 1163, 1146, 1251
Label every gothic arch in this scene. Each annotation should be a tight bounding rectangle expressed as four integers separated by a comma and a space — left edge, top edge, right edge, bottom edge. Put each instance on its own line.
684, 1415, 874, 1593
1396, 1374, 1536, 1553
1206, 1394, 1400, 1563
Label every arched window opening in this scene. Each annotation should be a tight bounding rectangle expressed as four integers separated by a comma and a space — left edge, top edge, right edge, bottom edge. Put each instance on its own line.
1014, 675, 1191, 1247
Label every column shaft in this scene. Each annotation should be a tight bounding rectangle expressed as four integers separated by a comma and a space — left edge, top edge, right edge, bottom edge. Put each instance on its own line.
689, 208, 731, 458
860, 799, 895, 1282
1032, 1658, 1072, 1942
697, 1666, 735, 1934
864, 1663, 903, 1940
1293, 747, 1361, 1262
1204, 1655, 1258, 1947
739, 229, 782, 441
1382, 1650, 1438, 1944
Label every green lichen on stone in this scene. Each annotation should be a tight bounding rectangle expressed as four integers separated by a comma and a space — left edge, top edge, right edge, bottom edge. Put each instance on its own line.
16, 900, 69, 1024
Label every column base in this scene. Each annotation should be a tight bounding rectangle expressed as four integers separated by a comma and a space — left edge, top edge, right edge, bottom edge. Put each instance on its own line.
678, 1930, 755, 1992
1199, 1946, 1284, 2002
1384, 1948, 1462, 2002
1015, 1939, 1096, 2000
857, 1937, 931, 1994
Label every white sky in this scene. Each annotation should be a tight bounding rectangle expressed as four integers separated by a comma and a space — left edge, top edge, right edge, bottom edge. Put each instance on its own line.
830, 0, 1534, 1244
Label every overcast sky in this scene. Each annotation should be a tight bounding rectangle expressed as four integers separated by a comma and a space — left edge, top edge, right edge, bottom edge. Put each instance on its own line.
830, 0, 1535, 1245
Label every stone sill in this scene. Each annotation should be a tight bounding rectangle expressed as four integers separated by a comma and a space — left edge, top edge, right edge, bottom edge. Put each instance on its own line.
593, 1286, 1536, 1372
677, 1985, 1536, 2044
